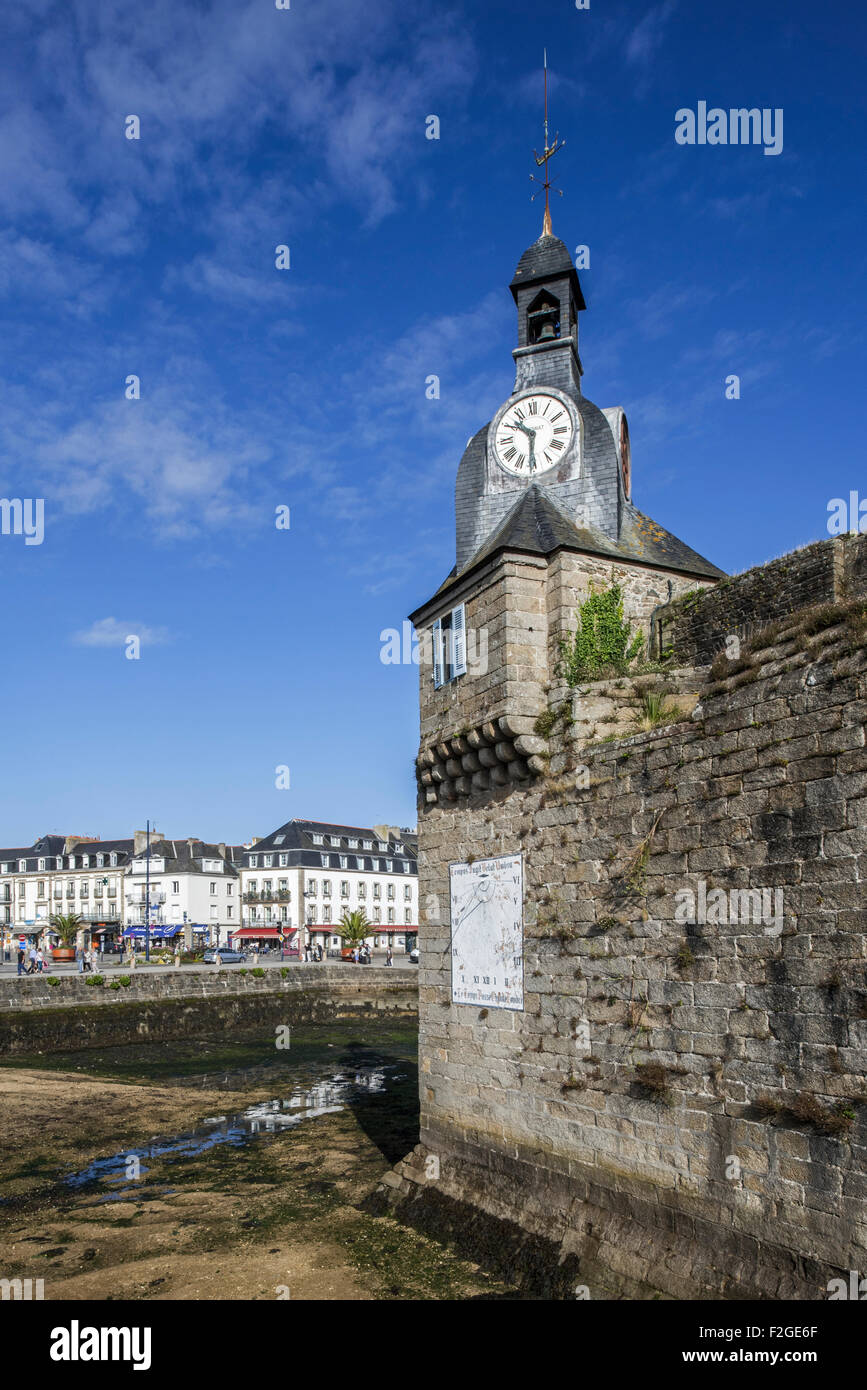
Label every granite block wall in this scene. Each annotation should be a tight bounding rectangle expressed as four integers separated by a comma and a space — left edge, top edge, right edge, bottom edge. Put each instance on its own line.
385, 590, 867, 1299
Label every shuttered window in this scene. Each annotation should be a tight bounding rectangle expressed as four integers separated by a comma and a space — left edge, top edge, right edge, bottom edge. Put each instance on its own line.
432, 617, 444, 688
431, 602, 467, 684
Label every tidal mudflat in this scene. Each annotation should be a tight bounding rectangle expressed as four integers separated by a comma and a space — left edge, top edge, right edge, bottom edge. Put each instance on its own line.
0, 1024, 517, 1301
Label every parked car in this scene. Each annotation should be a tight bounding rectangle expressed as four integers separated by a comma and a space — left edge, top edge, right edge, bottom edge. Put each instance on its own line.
202, 946, 247, 964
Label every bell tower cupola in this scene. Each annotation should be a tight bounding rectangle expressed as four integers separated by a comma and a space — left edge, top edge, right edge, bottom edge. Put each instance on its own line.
510, 233, 586, 396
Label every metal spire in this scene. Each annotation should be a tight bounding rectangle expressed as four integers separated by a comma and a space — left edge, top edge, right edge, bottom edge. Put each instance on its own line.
531, 49, 565, 235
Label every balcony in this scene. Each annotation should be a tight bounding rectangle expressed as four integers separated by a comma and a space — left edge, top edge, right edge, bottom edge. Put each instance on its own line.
242, 890, 291, 904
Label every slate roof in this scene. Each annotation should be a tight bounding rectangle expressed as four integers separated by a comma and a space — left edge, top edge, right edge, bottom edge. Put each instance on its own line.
67, 838, 133, 856
427, 484, 725, 604
129, 839, 241, 876
243, 818, 418, 873
510, 233, 586, 309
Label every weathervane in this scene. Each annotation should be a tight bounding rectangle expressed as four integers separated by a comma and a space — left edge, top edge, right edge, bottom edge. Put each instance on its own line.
530, 49, 565, 236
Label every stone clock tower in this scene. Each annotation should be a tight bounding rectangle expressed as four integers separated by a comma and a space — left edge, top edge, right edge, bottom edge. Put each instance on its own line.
410, 225, 724, 805
378, 112, 864, 1304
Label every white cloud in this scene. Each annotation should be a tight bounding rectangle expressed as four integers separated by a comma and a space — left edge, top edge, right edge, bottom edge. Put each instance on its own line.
625, 0, 678, 69
71, 618, 172, 647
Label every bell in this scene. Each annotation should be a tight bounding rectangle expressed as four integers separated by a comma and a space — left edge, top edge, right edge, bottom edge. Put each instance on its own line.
538, 321, 557, 342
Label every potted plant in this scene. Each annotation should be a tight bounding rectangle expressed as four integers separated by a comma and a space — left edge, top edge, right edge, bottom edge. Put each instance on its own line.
49, 912, 84, 962
335, 908, 372, 961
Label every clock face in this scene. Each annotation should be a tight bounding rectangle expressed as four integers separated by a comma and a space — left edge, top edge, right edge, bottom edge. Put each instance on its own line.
493, 393, 575, 476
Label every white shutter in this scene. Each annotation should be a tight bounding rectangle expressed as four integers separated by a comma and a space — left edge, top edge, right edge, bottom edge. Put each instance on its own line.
451, 603, 467, 677
432, 618, 444, 688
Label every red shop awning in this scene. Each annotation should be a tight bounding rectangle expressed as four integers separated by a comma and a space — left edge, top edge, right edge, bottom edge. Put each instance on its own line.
232, 927, 285, 938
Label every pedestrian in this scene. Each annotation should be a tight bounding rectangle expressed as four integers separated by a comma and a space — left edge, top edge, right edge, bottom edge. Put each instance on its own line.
28, 944, 37, 975
16, 947, 26, 977
35, 948, 44, 974
76, 946, 84, 974
386, 946, 393, 968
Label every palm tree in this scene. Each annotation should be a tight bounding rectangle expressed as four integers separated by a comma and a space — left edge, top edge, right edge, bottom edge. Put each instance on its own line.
335, 908, 372, 951
49, 911, 84, 945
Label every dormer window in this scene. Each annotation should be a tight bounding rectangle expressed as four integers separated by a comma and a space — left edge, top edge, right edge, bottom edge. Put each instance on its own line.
527, 289, 560, 344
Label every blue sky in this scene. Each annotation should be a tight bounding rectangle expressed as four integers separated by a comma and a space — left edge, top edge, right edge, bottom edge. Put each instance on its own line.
0, 0, 864, 845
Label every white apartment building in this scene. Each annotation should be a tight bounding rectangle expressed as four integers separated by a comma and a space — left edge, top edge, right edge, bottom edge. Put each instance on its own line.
124, 837, 242, 947
1, 819, 417, 958
0, 834, 131, 953
238, 818, 418, 954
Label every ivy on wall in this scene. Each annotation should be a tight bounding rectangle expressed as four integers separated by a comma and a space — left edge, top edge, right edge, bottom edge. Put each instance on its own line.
557, 584, 644, 684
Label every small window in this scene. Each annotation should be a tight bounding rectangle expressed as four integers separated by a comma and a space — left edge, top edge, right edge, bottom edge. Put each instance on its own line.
250, 855, 258, 867
279, 854, 288, 867
308, 879, 317, 894
312, 835, 324, 845
172, 881, 180, 893
227, 883, 234, 895
264, 854, 273, 868
362, 840, 372, 850
340, 856, 348, 869
323, 880, 331, 896
432, 602, 467, 687
96, 854, 104, 867
38, 858, 45, 871
110, 853, 117, 867
320, 853, 330, 868
405, 910, 412, 924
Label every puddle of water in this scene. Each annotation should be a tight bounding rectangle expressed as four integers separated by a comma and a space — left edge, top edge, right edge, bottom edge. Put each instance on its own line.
64, 1063, 396, 1193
